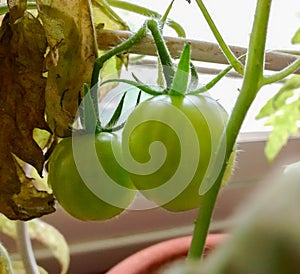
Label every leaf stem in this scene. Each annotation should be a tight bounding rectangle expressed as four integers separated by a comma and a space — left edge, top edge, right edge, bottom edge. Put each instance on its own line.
261, 57, 300, 86
188, 0, 272, 260
16, 221, 39, 274
194, 0, 244, 75
106, 0, 186, 37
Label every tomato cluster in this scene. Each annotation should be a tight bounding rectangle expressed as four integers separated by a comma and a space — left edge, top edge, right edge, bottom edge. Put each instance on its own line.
47, 39, 231, 221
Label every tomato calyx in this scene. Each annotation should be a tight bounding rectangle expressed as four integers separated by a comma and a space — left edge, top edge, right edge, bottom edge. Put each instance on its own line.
77, 83, 133, 136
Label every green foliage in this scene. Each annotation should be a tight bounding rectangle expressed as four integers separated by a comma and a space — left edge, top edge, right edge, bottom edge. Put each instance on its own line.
292, 28, 300, 44
256, 75, 300, 161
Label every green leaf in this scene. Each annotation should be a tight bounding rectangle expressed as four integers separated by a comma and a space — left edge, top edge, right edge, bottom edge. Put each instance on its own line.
256, 75, 300, 162
160, 0, 175, 30
170, 43, 191, 95
264, 100, 300, 162
82, 84, 101, 133
256, 75, 300, 119
292, 28, 300, 44
104, 92, 127, 129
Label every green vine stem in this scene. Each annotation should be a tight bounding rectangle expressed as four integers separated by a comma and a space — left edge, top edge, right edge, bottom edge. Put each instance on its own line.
194, 0, 244, 75
90, 23, 147, 88
188, 0, 272, 260
147, 19, 175, 89
106, 0, 186, 37
16, 221, 39, 274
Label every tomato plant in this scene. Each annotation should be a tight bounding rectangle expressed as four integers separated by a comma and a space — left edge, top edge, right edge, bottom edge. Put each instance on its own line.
48, 132, 135, 221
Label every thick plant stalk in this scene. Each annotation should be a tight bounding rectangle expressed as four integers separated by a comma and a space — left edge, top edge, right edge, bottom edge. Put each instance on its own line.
16, 221, 39, 274
96, 29, 300, 74
188, 0, 273, 260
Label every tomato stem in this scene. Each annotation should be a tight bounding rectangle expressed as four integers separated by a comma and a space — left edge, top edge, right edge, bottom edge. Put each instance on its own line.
147, 19, 175, 89
188, 0, 273, 260
194, 0, 244, 75
90, 24, 148, 89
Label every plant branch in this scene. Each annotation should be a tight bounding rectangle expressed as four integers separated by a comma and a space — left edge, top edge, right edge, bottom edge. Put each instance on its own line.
91, 24, 147, 88
188, 0, 273, 260
16, 221, 39, 274
261, 57, 300, 86
194, 0, 244, 75
147, 19, 175, 89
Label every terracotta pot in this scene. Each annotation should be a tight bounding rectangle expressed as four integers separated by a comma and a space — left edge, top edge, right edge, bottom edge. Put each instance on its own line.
107, 234, 225, 274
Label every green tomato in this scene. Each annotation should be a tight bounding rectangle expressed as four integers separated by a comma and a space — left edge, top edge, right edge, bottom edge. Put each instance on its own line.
48, 132, 135, 221
122, 94, 229, 212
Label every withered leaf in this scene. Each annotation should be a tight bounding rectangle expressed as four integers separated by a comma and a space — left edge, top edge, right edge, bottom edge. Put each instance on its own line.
0, 10, 55, 220
36, 0, 98, 137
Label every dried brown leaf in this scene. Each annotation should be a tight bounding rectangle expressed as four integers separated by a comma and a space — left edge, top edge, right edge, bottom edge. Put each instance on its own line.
0, 9, 55, 220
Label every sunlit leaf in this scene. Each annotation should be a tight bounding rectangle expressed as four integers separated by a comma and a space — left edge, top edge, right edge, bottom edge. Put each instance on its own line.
33, 129, 52, 150
0, 215, 69, 274
0, 5, 55, 220
256, 75, 300, 162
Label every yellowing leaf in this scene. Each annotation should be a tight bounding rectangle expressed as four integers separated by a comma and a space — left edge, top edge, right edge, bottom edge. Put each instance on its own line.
36, 0, 98, 137
0, 215, 69, 274
27, 219, 70, 274
0, 243, 14, 274
11, 261, 48, 274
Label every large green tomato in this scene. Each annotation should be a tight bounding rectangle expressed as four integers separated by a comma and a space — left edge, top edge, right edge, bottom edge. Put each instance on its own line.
122, 94, 228, 212
48, 133, 135, 221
